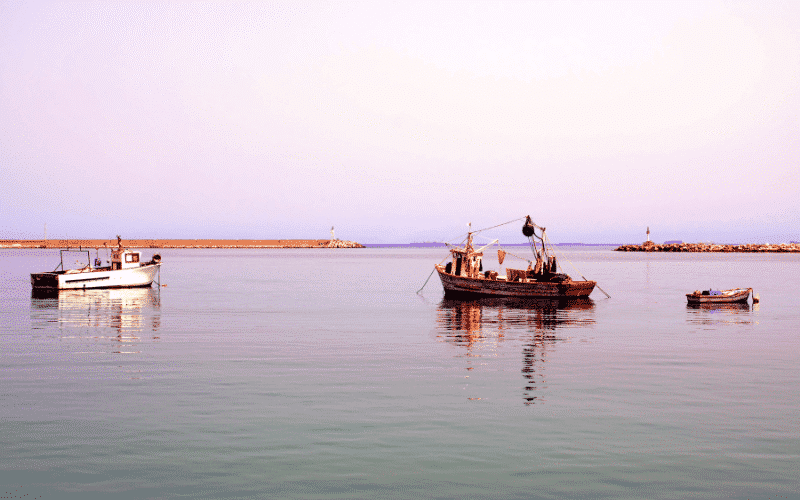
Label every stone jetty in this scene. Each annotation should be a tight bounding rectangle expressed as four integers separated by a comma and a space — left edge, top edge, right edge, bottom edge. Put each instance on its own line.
615, 242, 800, 253
0, 239, 364, 249
325, 239, 364, 248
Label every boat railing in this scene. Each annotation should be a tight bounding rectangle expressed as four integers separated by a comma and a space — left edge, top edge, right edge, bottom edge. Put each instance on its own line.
54, 249, 91, 272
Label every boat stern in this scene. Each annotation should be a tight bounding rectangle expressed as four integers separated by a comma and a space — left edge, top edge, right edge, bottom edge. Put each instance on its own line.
31, 272, 59, 289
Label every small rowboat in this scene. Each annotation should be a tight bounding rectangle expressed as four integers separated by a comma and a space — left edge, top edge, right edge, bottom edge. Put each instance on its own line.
686, 288, 752, 304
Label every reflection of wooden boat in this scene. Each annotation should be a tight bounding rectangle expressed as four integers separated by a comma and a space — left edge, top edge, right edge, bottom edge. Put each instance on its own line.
436, 295, 596, 405
686, 288, 751, 304
438, 296, 595, 338
439, 296, 595, 332
436, 216, 596, 299
31, 236, 161, 290
686, 301, 750, 312
439, 296, 595, 311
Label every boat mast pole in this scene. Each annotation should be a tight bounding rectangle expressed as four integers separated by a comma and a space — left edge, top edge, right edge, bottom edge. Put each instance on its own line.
541, 229, 549, 262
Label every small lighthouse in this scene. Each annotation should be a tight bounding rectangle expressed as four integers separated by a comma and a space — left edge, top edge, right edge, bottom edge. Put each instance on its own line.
643, 226, 655, 250
331, 226, 335, 241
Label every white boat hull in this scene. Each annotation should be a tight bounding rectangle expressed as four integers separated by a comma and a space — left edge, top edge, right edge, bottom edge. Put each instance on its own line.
31, 264, 161, 290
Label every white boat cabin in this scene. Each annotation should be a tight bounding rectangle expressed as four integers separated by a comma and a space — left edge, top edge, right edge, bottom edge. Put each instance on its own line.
111, 248, 142, 270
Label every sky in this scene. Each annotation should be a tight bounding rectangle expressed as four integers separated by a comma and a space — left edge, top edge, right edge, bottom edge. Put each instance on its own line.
1, 0, 798, 244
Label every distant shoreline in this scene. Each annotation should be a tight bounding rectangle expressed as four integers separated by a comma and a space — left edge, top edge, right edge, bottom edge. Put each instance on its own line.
0, 239, 364, 249
364, 242, 621, 248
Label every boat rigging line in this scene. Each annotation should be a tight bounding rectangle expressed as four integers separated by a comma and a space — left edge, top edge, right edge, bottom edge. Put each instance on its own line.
442, 216, 527, 246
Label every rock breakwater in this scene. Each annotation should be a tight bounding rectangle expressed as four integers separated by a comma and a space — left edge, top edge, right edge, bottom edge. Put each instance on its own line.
325, 239, 364, 248
615, 242, 800, 253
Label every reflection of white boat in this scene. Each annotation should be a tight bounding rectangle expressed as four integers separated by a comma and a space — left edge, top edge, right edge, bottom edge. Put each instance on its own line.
31, 236, 161, 290
31, 286, 161, 333
55, 287, 160, 308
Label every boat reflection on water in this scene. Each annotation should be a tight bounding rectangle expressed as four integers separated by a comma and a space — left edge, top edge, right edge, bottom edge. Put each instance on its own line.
31, 287, 161, 336
686, 301, 756, 326
437, 296, 595, 404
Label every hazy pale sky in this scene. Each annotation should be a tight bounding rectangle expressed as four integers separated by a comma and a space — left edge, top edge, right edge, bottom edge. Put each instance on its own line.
1, 0, 798, 243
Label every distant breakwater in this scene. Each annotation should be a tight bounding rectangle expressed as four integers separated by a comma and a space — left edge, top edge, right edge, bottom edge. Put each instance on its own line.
616, 242, 800, 253
0, 239, 364, 249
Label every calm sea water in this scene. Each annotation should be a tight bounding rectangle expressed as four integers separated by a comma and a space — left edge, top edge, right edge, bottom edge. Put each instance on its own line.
1, 247, 799, 499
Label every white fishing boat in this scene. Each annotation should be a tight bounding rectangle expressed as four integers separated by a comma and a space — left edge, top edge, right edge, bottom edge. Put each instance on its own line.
31, 236, 161, 290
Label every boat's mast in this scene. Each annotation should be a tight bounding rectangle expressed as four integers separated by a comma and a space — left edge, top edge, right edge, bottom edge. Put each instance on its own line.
541, 229, 549, 261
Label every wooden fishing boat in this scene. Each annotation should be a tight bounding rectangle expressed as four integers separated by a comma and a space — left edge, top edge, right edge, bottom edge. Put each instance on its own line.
686, 288, 751, 304
31, 236, 161, 291
435, 216, 597, 299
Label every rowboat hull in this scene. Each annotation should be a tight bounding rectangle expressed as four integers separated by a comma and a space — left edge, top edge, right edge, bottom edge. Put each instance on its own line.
31, 264, 160, 290
686, 288, 750, 304
436, 265, 596, 298
686, 302, 750, 311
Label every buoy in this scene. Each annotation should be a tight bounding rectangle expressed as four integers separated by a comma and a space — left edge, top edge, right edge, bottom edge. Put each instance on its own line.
522, 215, 535, 237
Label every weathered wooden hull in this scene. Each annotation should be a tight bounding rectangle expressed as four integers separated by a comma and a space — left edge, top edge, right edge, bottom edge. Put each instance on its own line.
436, 265, 596, 298
31, 264, 160, 290
686, 288, 750, 304
686, 302, 750, 312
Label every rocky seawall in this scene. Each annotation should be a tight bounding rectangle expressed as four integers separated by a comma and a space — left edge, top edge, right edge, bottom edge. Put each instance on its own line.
0, 239, 364, 249
324, 239, 364, 248
616, 242, 800, 253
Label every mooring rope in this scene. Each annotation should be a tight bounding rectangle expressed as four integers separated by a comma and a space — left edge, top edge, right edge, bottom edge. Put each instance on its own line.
416, 268, 437, 294
416, 253, 452, 294
544, 233, 611, 298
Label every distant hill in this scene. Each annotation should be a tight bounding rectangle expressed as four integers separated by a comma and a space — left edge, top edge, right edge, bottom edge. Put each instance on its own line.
364, 242, 447, 248
363, 242, 622, 248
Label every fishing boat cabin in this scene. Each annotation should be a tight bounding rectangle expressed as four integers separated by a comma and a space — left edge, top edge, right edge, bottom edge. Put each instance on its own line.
444, 235, 484, 279
110, 246, 142, 271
